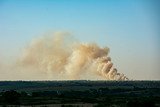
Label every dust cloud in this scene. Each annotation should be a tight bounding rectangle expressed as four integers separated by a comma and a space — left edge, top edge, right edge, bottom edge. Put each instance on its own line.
16, 32, 128, 80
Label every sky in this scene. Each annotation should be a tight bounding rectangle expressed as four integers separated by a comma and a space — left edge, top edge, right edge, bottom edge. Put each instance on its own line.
0, 0, 160, 80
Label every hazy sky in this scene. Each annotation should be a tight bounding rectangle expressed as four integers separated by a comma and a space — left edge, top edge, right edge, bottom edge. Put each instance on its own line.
0, 0, 160, 80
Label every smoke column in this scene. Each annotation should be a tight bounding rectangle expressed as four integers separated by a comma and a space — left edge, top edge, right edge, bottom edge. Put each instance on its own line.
18, 32, 128, 80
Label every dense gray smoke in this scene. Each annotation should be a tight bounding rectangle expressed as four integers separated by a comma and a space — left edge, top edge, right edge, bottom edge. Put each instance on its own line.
18, 32, 128, 80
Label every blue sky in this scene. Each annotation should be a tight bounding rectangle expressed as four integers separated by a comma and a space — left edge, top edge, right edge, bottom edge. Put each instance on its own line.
0, 0, 160, 80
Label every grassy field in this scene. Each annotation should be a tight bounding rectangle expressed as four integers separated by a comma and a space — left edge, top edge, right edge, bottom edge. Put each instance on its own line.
0, 80, 160, 107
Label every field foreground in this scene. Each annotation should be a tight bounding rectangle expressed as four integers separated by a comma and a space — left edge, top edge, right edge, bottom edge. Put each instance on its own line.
0, 80, 160, 107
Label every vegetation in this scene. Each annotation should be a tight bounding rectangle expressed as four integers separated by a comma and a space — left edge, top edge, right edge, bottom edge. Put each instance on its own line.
0, 80, 160, 107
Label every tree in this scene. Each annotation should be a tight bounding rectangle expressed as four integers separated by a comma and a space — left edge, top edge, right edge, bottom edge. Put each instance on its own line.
2, 90, 20, 104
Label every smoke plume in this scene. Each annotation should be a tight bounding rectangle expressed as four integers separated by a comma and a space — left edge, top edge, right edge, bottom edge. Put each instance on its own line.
17, 32, 128, 80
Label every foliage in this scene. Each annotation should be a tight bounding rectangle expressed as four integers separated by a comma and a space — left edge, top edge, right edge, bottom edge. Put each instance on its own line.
0, 81, 160, 106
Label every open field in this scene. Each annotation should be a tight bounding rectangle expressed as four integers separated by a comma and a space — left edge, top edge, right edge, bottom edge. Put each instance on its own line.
0, 80, 160, 107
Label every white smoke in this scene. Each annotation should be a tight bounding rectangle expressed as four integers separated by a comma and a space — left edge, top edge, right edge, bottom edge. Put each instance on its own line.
17, 32, 128, 80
